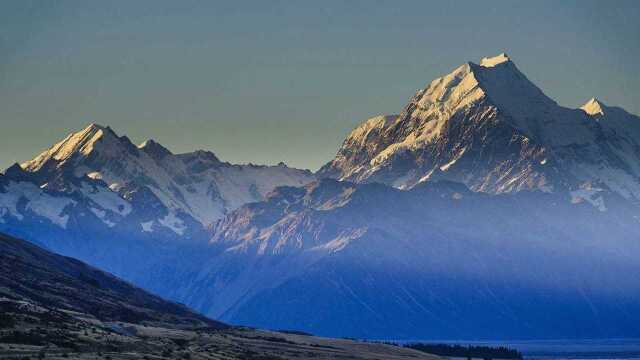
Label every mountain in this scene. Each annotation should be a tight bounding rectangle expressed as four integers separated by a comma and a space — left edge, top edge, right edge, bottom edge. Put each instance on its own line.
17, 123, 315, 228
319, 54, 640, 207
158, 54, 640, 339
0, 231, 222, 329
0, 232, 440, 359
167, 178, 640, 339
0, 124, 315, 283
2, 53, 640, 341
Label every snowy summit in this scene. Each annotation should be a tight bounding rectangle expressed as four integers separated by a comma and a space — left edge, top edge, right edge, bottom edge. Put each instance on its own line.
320, 53, 640, 203
480, 52, 511, 67
581, 97, 606, 116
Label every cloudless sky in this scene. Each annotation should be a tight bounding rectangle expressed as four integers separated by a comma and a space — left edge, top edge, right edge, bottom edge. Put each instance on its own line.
1, 0, 639, 171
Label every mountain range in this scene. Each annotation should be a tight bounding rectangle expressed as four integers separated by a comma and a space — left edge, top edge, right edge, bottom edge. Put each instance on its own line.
0, 124, 314, 281
1, 53, 639, 339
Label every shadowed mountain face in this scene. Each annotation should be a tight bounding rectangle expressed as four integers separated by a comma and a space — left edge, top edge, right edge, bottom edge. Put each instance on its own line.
185, 178, 640, 339
0, 231, 223, 329
0, 232, 442, 360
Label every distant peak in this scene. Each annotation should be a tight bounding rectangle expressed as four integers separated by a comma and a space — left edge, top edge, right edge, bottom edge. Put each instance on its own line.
581, 97, 606, 116
138, 138, 159, 148
76, 123, 122, 142
20, 123, 121, 172
3, 162, 30, 181
80, 123, 112, 136
480, 53, 511, 67
77, 123, 120, 140
139, 139, 173, 159
176, 149, 221, 166
85, 123, 106, 130
191, 149, 219, 160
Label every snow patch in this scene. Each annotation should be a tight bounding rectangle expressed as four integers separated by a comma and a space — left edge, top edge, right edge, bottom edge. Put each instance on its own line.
158, 212, 186, 235
80, 182, 131, 216
141, 221, 154, 232
440, 147, 467, 171
571, 188, 607, 212
89, 207, 116, 227
480, 53, 511, 67
312, 228, 367, 253
0, 181, 76, 228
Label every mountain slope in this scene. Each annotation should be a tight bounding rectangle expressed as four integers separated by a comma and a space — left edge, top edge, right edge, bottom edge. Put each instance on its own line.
187, 179, 640, 339
0, 231, 442, 360
319, 54, 640, 206
0, 231, 222, 328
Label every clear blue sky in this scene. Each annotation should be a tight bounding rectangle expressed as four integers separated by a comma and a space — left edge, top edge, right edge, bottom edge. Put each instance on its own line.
1, 0, 639, 171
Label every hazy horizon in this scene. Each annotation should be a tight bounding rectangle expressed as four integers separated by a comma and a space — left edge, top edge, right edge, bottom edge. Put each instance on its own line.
1, 0, 639, 171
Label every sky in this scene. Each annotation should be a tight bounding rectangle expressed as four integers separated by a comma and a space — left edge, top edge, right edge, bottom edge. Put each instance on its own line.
1, 1, 639, 171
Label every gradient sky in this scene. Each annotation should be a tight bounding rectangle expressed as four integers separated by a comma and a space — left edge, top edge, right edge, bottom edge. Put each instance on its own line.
1, 1, 639, 171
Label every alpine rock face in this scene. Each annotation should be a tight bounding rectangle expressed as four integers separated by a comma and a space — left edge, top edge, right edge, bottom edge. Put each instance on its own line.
0, 124, 315, 281
319, 54, 640, 209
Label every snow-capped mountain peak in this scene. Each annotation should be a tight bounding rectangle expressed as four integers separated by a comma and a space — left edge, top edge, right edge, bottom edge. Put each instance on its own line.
20, 123, 122, 173
581, 97, 606, 116
480, 52, 511, 67
2, 124, 316, 238
139, 139, 173, 161
320, 53, 640, 203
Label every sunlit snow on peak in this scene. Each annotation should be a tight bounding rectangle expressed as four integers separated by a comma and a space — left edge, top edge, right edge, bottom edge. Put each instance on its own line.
581, 97, 606, 116
480, 53, 511, 67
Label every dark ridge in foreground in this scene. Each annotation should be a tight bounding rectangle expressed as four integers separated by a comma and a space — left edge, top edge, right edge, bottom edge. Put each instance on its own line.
0, 232, 224, 329
0, 232, 440, 359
